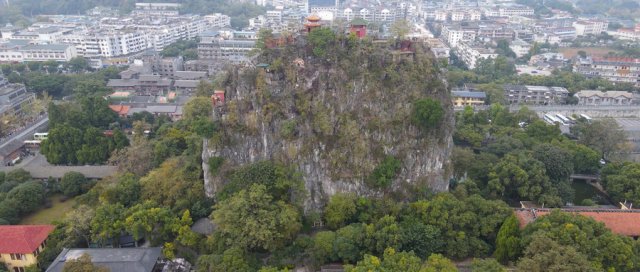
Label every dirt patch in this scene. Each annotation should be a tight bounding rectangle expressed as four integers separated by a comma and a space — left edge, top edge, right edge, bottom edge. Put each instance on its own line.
559, 47, 622, 58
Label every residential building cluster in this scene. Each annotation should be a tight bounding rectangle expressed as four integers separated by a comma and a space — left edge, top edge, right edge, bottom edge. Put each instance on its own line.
424, 0, 617, 71
0, 3, 231, 66
575, 57, 640, 87
503, 84, 569, 105
455, 41, 498, 69
450, 84, 573, 107
608, 24, 640, 41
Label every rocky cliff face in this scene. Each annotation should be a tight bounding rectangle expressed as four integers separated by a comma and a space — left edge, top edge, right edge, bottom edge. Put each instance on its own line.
202, 39, 454, 211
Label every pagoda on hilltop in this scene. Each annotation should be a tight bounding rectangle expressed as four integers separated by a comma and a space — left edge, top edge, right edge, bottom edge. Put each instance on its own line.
304, 14, 322, 33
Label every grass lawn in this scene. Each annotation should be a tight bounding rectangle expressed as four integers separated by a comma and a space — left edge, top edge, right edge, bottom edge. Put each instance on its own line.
20, 194, 76, 225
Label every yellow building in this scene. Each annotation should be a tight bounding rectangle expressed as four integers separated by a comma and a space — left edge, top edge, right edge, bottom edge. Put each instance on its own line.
0, 225, 54, 272
452, 90, 486, 107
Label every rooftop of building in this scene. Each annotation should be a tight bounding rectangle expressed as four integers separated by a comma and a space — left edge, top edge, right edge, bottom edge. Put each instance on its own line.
20, 44, 72, 51
46, 247, 162, 272
452, 90, 487, 99
576, 90, 633, 99
514, 208, 640, 237
0, 225, 55, 253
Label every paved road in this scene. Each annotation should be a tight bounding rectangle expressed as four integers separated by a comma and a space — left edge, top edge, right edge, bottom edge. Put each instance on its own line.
0, 116, 48, 150
0, 154, 117, 179
455, 105, 640, 112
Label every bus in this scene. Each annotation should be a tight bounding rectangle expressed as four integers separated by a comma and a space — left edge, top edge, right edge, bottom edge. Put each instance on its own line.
33, 132, 48, 140
555, 114, 571, 124
579, 114, 592, 122
24, 140, 42, 149
543, 114, 562, 125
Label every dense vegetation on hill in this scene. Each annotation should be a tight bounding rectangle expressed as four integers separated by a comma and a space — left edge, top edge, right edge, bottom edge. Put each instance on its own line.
3, 29, 640, 272
204, 29, 454, 211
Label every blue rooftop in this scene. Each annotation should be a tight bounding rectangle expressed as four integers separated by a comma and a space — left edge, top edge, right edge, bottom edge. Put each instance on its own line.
452, 91, 486, 99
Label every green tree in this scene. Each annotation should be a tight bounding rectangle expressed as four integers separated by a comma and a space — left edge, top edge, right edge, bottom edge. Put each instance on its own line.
67, 57, 89, 73
7, 181, 45, 215
390, 20, 410, 39
124, 201, 180, 245
218, 161, 303, 202
487, 153, 561, 207
517, 234, 594, 272
108, 141, 154, 178
573, 118, 627, 160
62, 253, 109, 272
493, 214, 521, 263
100, 173, 141, 207
399, 221, 443, 259
345, 248, 423, 272
521, 210, 638, 271
139, 157, 205, 211
90, 203, 126, 246
310, 231, 337, 265
196, 247, 255, 272
368, 156, 402, 188
64, 205, 95, 247
600, 162, 640, 204
412, 98, 444, 131
495, 40, 516, 58
60, 171, 87, 197
324, 193, 358, 229
112, 128, 129, 150
407, 194, 511, 259
422, 254, 458, 272
470, 259, 505, 272
364, 216, 401, 255
5, 169, 31, 183
212, 184, 301, 251
183, 97, 212, 121
532, 143, 573, 181
308, 27, 337, 58
473, 56, 515, 81
334, 224, 366, 263
525, 120, 561, 142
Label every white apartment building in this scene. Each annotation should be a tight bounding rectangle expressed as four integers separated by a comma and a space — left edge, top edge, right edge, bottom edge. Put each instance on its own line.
609, 28, 640, 41
509, 39, 531, 58
132, 3, 182, 16
441, 26, 476, 47
468, 10, 482, 21
434, 10, 448, 21
19, 44, 78, 62
575, 57, 640, 87
204, 13, 231, 28
574, 20, 608, 36
266, 10, 283, 23
498, 6, 534, 17
456, 41, 498, 69
451, 11, 466, 21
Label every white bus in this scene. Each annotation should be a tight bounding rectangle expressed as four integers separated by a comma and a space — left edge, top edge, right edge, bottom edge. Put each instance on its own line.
555, 114, 571, 124
33, 132, 48, 140
579, 114, 592, 122
543, 114, 561, 125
